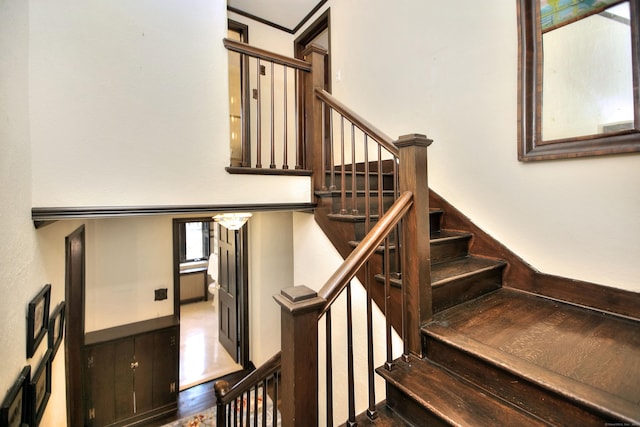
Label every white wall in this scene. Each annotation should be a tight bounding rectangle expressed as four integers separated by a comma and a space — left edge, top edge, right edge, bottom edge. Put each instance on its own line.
29, 0, 310, 208
297, 0, 640, 292
292, 212, 402, 425
0, 1, 69, 423
248, 212, 294, 366
84, 216, 174, 332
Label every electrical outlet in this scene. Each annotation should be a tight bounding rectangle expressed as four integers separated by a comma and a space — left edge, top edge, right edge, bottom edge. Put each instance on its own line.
154, 288, 168, 301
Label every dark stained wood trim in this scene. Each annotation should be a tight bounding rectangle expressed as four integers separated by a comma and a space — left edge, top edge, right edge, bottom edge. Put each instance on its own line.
292, 1, 329, 34
84, 316, 179, 346
223, 38, 312, 71
430, 189, 640, 320
225, 166, 312, 176
32, 202, 316, 223
227, 1, 328, 35
517, 0, 640, 161
64, 225, 85, 427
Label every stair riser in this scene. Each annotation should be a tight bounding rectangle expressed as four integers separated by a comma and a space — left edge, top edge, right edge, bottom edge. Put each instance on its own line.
430, 211, 443, 234
385, 383, 450, 427
431, 236, 471, 264
424, 337, 609, 426
323, 172, 394, 191
433, 268, 503, 313
331, 194, 395, 217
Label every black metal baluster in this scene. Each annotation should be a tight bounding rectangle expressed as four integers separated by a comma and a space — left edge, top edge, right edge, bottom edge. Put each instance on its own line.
346, 282, 356, 426
340, 116, 347, 214
326, 308, 334, 427
351, 124, 358, 215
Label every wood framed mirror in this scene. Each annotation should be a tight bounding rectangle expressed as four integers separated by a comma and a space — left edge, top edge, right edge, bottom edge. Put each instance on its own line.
517, 0, 640, 161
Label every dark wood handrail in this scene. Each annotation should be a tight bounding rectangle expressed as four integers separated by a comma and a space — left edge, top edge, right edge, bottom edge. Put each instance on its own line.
315, 88, 399, 156
214, 351, 282, 404
223, 38, 312, 72
318, 191, 413, 317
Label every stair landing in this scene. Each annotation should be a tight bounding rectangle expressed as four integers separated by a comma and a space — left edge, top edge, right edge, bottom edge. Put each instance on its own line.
423, 288, 640, 424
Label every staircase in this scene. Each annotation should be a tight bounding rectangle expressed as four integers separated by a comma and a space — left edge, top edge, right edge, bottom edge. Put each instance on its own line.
314, 166, 640, 426
220, 38, 640, 426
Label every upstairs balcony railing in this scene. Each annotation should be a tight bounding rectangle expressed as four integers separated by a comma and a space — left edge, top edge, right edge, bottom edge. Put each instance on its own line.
221, 39, 432, 427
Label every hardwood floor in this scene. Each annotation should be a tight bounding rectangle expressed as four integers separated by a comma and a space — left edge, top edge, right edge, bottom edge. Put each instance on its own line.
179, 300, 243, 390
146, 369, 252, 426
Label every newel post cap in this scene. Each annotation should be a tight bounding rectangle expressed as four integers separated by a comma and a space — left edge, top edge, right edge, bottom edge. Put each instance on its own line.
395, 133, 433, 148
274, 285, 326, 314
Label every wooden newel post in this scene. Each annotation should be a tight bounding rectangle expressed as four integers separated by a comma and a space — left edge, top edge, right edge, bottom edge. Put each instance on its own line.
396, 133, 433, 358
302, 44, 327, 192
274, 285, 326, 427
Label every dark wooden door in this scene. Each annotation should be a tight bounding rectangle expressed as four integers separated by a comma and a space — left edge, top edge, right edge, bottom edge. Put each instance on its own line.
152, 327, 178, 407
84, 342, 116, 427
218, 224, 238, 360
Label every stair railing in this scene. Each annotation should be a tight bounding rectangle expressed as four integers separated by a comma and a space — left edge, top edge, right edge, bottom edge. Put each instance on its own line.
217, 38, 432, 426
223, 38, 311, 173
214, 352, 282, 426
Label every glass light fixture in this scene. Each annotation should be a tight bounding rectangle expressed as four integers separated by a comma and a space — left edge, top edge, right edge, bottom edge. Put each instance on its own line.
212, 212, 252, 230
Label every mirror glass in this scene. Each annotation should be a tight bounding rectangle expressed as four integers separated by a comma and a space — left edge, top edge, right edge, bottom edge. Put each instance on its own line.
542, 1, 634, 141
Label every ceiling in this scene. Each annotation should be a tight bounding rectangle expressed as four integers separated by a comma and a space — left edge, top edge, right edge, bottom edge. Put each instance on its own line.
227, 0, 326, 33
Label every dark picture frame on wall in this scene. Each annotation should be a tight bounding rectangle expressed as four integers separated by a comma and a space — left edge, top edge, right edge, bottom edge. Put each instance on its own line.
29, 350, 52, 427
26, 284, 51, 358
48, 302, 65, 358
0, 366, 30, 427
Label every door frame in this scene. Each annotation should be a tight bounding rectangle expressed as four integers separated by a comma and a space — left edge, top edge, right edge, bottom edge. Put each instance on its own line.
294, 8, 331, 92
172, 218, 250, 368
65, 225, 86, 427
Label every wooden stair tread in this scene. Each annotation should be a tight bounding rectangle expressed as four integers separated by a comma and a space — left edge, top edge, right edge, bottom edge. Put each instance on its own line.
423, 289, 640, 424
430, 229, 472, 242
431, 256, 506, 286
315, 189, 396, 197
349, 402, 412, 426
327, 212, 380, 222
377, 356, 547, 426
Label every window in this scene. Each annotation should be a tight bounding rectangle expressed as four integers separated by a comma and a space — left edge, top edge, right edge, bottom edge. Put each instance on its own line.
179, 221, 210, 263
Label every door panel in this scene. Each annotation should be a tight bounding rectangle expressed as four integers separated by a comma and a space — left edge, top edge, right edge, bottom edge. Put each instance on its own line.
218, 225, 238, 360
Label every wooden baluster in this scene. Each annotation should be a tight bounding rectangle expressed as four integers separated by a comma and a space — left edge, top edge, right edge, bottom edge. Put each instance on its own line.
339, 116, 347, 214
274, 286, 325, 427
346, 282, 356, 426
283, 65, 289, 170
256, 58, 262, 168
351, 124, 358, 215
326, 309, 334, 427
270, 62, 276, 169
396, 133, 432, 358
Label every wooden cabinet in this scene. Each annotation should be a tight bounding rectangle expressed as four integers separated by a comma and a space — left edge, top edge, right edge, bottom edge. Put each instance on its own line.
83, 317, 179, 427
